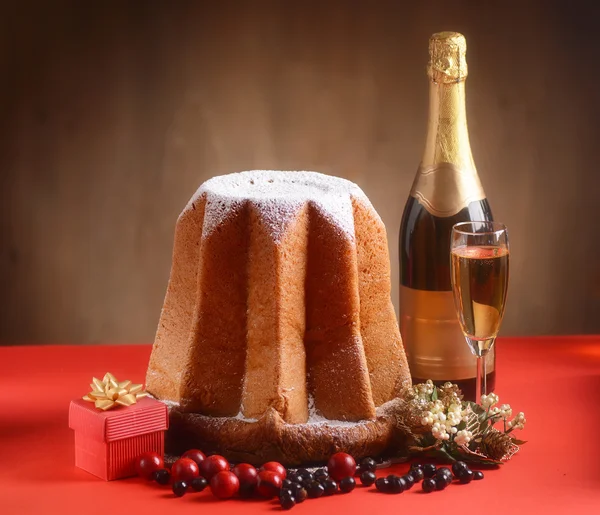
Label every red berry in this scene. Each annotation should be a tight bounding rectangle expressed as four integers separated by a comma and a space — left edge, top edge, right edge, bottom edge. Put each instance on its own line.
232, 463, 258, 496
260, 461, 286, 480
327, 452, 356, 481
135, 451, 164, 480
210, 470, 240, 499
182, 449, 206, 467
200, 455, 230, 481
256, 470, 283, 499
171, 458, 200, 483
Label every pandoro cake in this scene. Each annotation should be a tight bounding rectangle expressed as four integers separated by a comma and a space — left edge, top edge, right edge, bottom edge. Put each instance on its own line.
146, 170, 411, 465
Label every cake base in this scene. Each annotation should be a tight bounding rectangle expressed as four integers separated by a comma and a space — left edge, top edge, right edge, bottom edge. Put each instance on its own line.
165, 402, 405, 466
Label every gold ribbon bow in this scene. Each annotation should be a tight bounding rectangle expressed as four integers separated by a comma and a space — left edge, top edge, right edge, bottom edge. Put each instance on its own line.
83, 372, 148, 411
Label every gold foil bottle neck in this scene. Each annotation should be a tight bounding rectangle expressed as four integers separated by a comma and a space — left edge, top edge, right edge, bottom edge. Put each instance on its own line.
428, 31, 468, 83
413, 31, 483, 216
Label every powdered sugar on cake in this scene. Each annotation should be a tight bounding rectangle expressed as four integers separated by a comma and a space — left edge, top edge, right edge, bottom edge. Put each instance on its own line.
232, 411, 258, 423
161, 399, 181, 409
160, 396, 379, 428
193, 170, 370, 242
306, 394, 368, 427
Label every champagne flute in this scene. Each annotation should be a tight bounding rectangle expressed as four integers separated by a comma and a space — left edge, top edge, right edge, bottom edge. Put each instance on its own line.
450, 222, 509, 403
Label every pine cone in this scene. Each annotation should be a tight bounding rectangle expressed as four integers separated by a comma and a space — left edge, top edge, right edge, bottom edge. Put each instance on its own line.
481, 429, 513, 461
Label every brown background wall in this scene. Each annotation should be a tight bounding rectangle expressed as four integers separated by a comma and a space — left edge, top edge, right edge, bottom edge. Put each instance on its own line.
1, 0, 598, 344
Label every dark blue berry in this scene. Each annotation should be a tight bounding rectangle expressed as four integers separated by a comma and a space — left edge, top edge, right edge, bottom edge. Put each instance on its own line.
434, 475, 449, 491
172, 480, 188, 497
296, 473, 313, 488
339, 477, 356, 493
360, 457, 377, 472
436, 467, 453, 486
291, 483, 305, 498
422, 478, 436, 493
423, 463, 437, 478
452, 461, 469, 477
473, 470, 484, 480
410, 468, 424, 481
375, 478, 390, 493
360, 470, 376, 486
323, 479, 338, 496
307, 482, 325, 498
314, 468, 329, 481
280, 493, 296, 510
389, 476, 406, 494
152, 468, 170, 485
457, 469, 474, 484
190, 476, 208, 492
403, 474, 415, 489
295, 487, 307, 503
436, 467, 452, 478
279, 488, 294, 500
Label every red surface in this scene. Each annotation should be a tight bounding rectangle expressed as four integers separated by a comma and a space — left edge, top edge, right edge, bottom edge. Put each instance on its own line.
1, 336, 599, 514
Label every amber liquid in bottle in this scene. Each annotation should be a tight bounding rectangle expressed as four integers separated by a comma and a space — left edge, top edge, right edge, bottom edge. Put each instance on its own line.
399, 32, 495, 400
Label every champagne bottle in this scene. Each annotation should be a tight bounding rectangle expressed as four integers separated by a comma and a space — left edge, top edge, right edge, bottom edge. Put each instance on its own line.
399, 32, 495, 400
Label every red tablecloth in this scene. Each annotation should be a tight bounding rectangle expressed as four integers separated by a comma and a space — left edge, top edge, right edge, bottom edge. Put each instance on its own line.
1, 336, 599, 514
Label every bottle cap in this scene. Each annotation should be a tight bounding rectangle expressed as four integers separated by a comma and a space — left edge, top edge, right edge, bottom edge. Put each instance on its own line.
428, 32, 468, 83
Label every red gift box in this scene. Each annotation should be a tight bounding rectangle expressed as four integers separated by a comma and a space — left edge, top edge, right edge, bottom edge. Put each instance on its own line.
69, 396, 168, 480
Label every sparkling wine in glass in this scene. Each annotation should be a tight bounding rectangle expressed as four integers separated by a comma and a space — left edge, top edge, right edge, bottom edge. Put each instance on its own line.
450, 222, 509, 403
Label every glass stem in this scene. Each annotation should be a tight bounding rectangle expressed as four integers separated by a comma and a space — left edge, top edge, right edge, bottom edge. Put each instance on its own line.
475, 355, 487, 404
482, 354, 487, 398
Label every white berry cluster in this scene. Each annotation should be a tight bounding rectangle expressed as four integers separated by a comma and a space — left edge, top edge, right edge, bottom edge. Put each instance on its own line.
482, 392, 526, 431
490, 403, 513, 419
454, 429, 474, 447
413, 379, 435, 398
420, 395, 471, 442
507, 411, 526, 431
480, 393, 499, 409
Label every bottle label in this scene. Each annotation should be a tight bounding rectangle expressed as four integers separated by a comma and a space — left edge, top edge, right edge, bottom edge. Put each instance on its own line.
399, 285, 494, 380
410, 163, 486, 217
